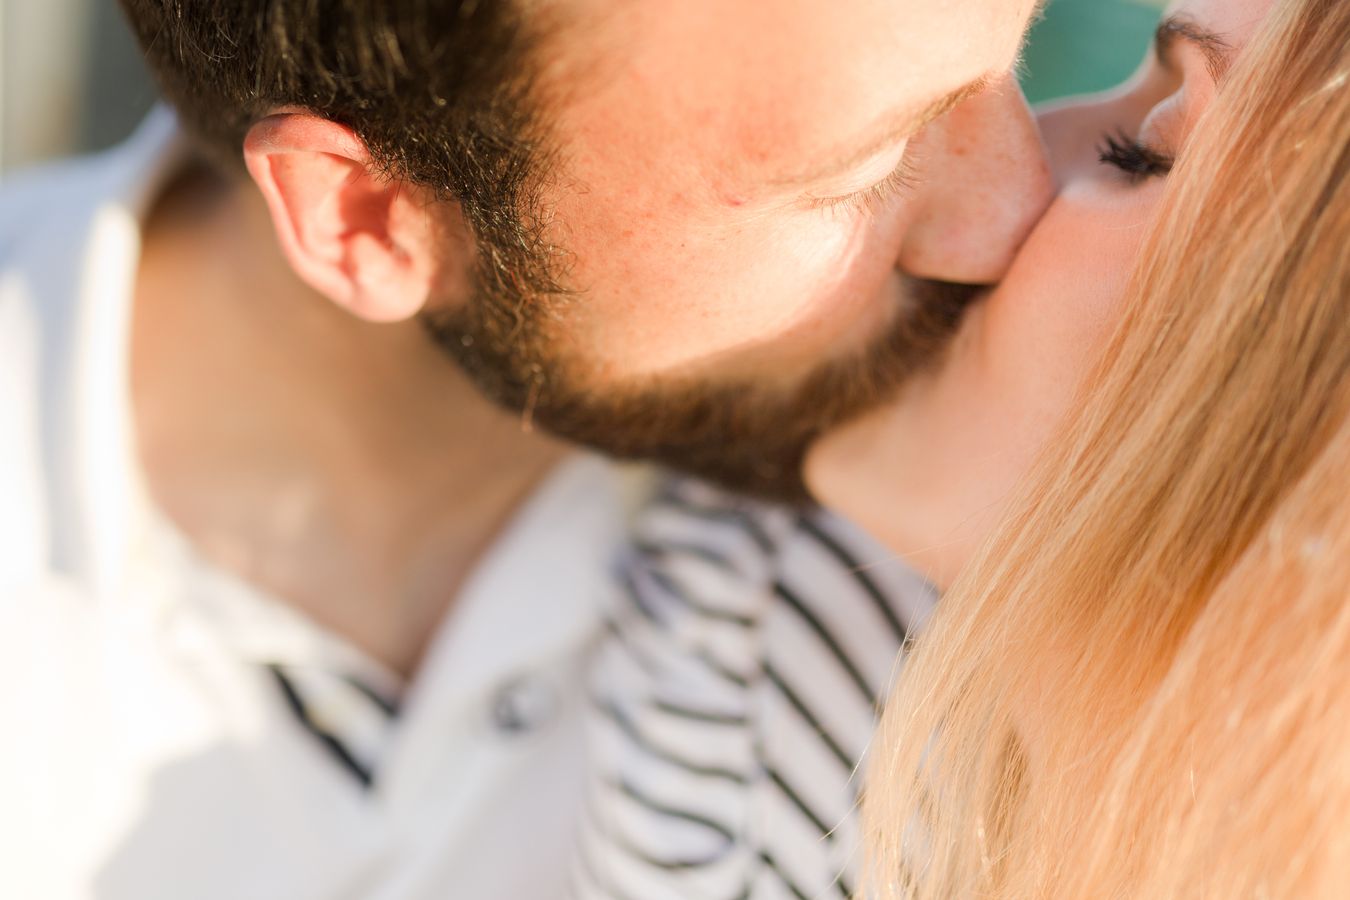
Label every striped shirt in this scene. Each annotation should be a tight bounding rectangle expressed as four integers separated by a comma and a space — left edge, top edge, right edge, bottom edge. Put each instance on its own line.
575, 478, 937, 900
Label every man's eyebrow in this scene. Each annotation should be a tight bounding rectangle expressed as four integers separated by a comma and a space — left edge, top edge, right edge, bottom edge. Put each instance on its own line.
1156, 15, 1235, 83
770, 74, 993, 188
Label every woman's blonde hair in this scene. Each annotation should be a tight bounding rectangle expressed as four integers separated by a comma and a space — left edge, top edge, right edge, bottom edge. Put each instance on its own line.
865, 0, 1350, 896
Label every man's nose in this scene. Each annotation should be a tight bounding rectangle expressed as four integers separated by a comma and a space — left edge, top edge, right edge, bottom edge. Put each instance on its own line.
897, 74, 1055, 285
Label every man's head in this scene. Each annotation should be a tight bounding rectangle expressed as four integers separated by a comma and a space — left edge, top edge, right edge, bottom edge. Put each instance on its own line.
122, 0, 1052, 500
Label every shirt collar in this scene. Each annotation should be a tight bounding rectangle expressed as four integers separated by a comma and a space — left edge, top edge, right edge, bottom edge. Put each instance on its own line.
40, 108, 634, 706
44, 106, 188, 596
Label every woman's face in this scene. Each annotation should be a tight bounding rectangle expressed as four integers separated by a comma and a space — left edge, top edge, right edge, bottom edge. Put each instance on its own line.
805, 0, 1274, 588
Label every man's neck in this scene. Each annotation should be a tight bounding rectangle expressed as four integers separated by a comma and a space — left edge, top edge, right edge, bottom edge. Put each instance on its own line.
131, 161, 569, 679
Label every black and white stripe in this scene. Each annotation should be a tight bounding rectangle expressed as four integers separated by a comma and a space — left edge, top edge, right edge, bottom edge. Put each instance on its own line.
265, 663, 401, 789
575, 479, 936, 899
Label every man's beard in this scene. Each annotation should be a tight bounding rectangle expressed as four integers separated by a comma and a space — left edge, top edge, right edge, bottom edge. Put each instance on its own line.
423, 271, 979, 504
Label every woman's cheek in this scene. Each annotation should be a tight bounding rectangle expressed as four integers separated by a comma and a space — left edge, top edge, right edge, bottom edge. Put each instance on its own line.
805, 190, 1158, 582
979, 189, 1153, 429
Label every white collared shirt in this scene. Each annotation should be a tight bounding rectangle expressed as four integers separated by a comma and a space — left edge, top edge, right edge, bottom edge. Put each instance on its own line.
0, 109, 631, 900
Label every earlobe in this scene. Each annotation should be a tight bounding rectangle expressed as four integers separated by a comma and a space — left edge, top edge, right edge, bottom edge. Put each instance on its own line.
243, 113, 441, 323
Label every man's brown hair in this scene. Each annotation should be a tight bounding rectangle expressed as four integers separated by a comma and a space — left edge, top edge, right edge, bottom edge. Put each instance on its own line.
118, 0, 557, 294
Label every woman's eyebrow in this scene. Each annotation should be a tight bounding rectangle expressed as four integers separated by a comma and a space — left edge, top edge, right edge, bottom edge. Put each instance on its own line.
1156, 15, 1235, 83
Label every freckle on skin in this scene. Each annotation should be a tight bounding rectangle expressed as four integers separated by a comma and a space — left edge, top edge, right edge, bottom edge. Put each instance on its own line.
716, 188, 751, 208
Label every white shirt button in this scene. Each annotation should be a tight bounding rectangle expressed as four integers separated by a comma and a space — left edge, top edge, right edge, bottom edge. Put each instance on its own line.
490, 675, 559, 735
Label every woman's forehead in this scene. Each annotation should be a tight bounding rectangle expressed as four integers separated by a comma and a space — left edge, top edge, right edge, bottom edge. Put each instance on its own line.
1166, 0, 1276, 48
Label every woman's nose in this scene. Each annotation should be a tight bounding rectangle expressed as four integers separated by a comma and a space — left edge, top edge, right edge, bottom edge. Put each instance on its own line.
897, 75, 1055, 284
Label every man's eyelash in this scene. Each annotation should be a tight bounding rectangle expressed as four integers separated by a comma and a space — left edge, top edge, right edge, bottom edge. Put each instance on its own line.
808, 156, 920, 216
1098, 130, 1175, 182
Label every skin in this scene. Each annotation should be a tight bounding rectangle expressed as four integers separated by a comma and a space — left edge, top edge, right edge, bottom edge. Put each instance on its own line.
530, 0, 1051, 386
244, 0, 1055, 503
134, 0, 1051, 675
132, 164, 569, 677
806, 0, 1276, 590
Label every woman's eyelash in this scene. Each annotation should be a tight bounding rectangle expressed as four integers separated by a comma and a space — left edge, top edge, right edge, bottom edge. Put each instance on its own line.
1098, 130, 1175, 182
809, 156, 920, 216
808, 130, 1169, 214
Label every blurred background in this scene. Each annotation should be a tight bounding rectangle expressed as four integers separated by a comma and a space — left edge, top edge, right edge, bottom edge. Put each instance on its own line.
0, 0, 1166, 177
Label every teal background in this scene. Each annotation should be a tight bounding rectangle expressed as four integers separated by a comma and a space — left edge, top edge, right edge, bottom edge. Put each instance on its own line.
1021, 0, 1167, 103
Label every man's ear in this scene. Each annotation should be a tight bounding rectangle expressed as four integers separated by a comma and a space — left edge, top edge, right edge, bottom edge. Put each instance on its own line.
243, 113, 448, 323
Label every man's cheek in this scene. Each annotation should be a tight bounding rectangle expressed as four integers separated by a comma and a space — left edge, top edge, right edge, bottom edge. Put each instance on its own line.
556, 192, 877, 380
694, 224, 874, 357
